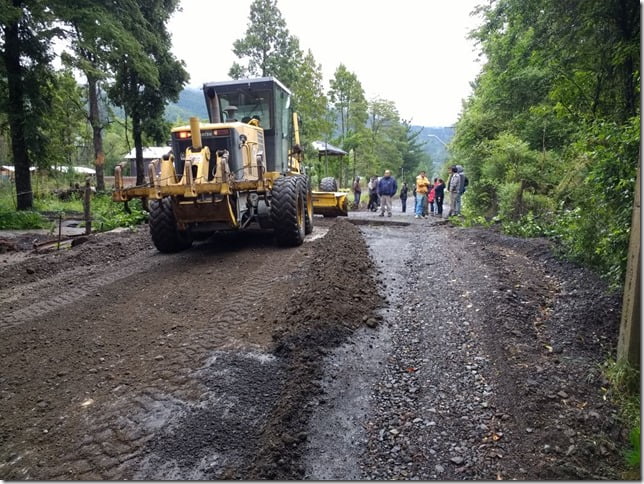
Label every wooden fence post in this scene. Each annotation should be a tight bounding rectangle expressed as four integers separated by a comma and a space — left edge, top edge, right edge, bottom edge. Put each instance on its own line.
617, 162, 641, 369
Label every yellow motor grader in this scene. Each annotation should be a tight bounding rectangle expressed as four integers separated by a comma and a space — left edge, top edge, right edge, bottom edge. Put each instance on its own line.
112, 77, 347, 253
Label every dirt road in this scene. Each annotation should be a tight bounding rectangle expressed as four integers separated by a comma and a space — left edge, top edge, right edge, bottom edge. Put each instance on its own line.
0, 209, 627, 479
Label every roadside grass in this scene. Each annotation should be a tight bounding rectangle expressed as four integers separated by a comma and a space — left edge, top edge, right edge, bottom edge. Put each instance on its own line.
601, 358, 641, 479
0, 180, 147, 232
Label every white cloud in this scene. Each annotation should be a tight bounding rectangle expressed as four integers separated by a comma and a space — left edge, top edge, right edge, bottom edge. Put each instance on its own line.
168, 0, 484, 127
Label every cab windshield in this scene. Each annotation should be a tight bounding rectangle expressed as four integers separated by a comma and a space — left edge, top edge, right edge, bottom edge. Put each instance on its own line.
219, 90, 272, 128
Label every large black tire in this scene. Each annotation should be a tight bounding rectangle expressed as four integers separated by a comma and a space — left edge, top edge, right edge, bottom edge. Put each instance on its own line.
319, 176, 338, 192
271, 176, 305, 247
296, 175, 314, 235
149, 197, 193, 253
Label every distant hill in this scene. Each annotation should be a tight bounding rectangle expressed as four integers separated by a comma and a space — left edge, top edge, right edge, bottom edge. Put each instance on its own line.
165, 89, 455, 172
165, 87, 208, 123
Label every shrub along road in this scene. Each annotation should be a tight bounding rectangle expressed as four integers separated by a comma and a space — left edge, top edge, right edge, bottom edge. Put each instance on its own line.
0, 209, 627, 479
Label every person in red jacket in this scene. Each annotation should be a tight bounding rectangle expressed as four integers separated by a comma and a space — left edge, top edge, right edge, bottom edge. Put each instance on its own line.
427, 182, 436, 215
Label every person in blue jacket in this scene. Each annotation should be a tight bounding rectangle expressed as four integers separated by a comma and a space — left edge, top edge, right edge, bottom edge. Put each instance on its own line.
377, 169, 398, 217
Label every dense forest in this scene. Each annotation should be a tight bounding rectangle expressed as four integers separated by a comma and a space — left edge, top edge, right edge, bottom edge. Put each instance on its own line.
0, 0, 639, 287
453, 0, 639, 289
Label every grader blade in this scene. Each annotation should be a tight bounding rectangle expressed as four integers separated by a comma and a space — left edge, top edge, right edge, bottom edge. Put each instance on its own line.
311, 191, 348, 217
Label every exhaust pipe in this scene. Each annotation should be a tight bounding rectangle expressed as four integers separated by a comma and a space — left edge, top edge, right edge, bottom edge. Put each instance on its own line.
190, 117, 202, 150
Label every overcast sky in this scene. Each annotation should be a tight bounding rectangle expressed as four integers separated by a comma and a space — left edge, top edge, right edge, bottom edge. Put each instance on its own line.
168, 0, 485, 127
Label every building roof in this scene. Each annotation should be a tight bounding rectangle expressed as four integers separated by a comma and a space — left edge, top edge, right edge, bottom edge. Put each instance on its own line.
124, 147, 172, 160
2, 165, 36, 172
50, 165, 96, 174
311, 141, 347, 156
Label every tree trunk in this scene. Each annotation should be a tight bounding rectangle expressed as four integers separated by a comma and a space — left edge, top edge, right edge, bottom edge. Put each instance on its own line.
87, 74, 106, 191
133, 114, 145, 186
4, 18, 33, 210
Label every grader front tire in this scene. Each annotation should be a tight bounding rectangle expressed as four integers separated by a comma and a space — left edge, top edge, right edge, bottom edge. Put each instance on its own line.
320, 176, 338, 192
149, 197, 193, 253
271, 176, 305, 247
297, 175, 314, 235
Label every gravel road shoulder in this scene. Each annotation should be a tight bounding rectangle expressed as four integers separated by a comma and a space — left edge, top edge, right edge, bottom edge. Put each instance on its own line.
303, 215, 625, 480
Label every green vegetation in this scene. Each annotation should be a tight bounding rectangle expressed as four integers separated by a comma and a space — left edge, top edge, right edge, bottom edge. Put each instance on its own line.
451, 0, 639, 290
0, 181, 146, 232
601, 358, 641, 478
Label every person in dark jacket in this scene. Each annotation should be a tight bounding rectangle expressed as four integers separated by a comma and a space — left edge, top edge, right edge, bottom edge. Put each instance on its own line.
377, 169, 398, 217
434, 178, 445, 217
399, 182, 409, 212
367, 175, 379, 211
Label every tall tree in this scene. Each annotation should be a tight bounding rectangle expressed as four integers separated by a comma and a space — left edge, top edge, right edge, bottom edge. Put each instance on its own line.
41, 69, 90, 169
58, 0, 151, 191
289, 49, 331, 153
108, 0, 187, 186
0, 1, 60, 209
229, 0, 302, 88
328, 64, 368, 145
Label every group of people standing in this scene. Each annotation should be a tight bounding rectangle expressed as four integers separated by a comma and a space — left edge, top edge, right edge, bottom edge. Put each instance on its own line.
413, 170, 443, 218
351, 164, 467, 218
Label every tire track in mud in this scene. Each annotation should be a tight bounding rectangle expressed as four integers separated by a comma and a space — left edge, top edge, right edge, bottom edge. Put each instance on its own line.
0, 228, 328, 480
0, 255, 156, 331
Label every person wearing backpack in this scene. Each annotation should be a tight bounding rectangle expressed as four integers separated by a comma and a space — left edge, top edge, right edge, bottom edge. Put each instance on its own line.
367, 175, 379, 212
455, 164, 468, 215
446, 166, 461, 218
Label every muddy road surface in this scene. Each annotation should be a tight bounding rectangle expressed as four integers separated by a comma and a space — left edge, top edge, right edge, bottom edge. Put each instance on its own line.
0, 210, 628, 479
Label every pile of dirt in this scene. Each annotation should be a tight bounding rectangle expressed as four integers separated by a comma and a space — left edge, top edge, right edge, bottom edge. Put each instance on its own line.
244, 218, 385, 479
0, 228, 152, 289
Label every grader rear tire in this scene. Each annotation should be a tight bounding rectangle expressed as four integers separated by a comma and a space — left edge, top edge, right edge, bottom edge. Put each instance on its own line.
320, 176, 338, 192
149, 197, 193, 253
297, 175, 314, 235
271, 176, 305, 247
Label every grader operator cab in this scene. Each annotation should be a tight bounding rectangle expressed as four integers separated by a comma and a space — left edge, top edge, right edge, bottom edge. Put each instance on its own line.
112, 77, 347, 253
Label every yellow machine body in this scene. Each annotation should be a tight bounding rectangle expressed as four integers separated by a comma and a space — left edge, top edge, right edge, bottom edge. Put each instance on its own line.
112, 77, 346, 252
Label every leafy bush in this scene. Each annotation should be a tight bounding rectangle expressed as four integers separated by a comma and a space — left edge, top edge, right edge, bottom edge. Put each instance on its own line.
497, 182, 522, 220
0, 183, 147, 232
504, 211, 547, 237
91, 195, 148, 231
463, 178, 498, 218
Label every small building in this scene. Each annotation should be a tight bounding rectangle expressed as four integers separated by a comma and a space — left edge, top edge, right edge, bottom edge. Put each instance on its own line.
1, 165, 36, 181
123, 147, 172, 178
